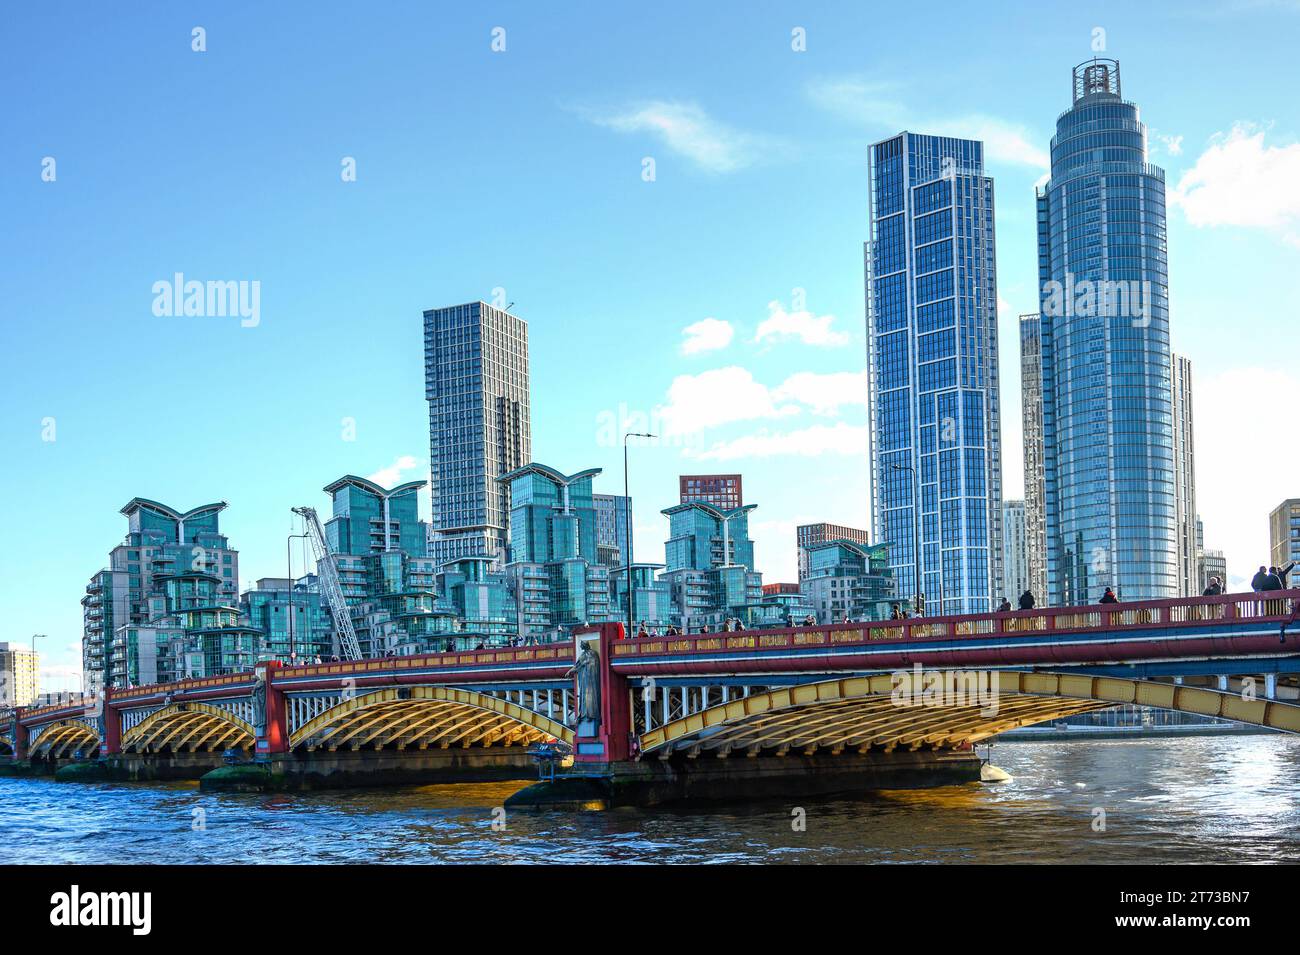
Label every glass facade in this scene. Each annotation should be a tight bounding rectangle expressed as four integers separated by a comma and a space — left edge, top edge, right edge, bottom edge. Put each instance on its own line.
1019, 314, 1049, 600
802, 540, 898, 623
592, 493, 631, 568
1037, 59, 1175, 603
424, 301, 530, 567
867, 132, 1004, 615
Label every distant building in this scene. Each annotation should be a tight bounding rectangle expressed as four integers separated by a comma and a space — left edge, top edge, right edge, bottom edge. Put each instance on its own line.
679, 474, 743, 511
1001, 500, 1029, 603
610, 564, 674, 633
0, 642, 39, 707
436, 557, 516, 646
241, 576, 333, 664
802, 540, 898, 624
1200, 549, 1227, 593
593, 494, 632, 568
759, 583, 816, 626
498, 463, 616, 641
1172, 354, 1198, 596
1019, 314, 1048, 601
1270, 499, 1300, 573
424, 301, 531, 567
796, 522, 870, 583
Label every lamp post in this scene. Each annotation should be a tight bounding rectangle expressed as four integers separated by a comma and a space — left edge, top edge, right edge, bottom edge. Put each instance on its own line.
889, 463, 922, 614
623, 432, 656, 638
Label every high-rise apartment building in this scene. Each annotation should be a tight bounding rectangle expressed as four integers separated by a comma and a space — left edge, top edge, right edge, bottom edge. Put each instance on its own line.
866, 131, 1004, 615
1019, 314, 1049, 600
660, 500, 779, 629
796, 522, 870, 583
0, 642, 40, 707
1270, 499, 1300, 573
1036, 59, 1176, 603
679, 474, 743, 511
593, 493, 632, 568
1001, 500, 1029, 603
1172, 353, 1199, 596
424, 301, 531, 567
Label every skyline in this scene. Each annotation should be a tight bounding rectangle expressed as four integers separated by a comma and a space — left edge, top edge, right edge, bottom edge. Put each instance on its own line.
5, 1, 1300, 692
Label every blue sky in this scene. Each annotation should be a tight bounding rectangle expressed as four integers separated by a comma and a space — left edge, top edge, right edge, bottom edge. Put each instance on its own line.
3, 0, 1299, 691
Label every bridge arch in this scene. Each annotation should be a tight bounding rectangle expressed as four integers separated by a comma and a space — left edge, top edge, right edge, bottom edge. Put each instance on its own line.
121, 702, 255, 754
640, 672, 1300, 757
289, 685, 573, 752
0, 733, 13, 756
29, 719, 101, 759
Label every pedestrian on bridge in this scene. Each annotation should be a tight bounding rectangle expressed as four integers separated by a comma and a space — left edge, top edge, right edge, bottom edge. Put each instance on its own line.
1253, 566, 1272, 592
1018, 590, 1036, 610
997, 597, 1012, 612
1100, 587, 1119, 604
1278, 561, 1297, 588
1203, 577, 1223, 596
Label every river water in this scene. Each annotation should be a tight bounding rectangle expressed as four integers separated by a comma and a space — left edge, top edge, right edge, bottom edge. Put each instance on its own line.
2, 736, 1298, 864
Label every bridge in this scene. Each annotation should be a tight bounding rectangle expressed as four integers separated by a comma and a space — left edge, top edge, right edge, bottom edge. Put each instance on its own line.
9, 589, 1300, 802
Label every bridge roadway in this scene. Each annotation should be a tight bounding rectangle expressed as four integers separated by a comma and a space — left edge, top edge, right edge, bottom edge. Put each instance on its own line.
8, 590, 1300, 802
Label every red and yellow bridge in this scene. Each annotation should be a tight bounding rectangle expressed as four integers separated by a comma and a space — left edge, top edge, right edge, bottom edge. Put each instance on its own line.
9, 590, 1300, 796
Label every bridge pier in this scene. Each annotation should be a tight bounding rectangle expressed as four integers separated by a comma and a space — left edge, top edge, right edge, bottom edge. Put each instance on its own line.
200, 748, 538, 791
507, 749, 982, 810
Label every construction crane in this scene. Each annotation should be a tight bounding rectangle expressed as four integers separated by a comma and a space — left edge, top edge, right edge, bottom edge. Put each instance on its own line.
291, 506, 364, 662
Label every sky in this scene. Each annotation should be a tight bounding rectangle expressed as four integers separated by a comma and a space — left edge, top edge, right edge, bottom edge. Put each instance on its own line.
3, 0, 1299, 693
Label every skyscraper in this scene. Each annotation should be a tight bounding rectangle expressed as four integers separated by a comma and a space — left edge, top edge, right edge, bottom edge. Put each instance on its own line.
592, 493, 632, 568
866, 132, 1003, 615
1172, 353, 1198, 596
424, 301, 531, 567
1037, 59, 1175, 603
1270, 499, 1300, 572
1001, 500, 1029, 603
1019, 314, 1049, 600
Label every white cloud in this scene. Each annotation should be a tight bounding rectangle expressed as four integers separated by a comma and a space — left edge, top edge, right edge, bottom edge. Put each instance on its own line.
680, 317, 734, 355
755, 299, 851, 347
1171, 124, 1300, 236
772, 370, 867, 415
806, 76, 1049, 169
1196, 367, 1300, 589
657, 366, 798, 436
687, 422, 870, 462
583, 100, 766, 173
367, 454, 422, 488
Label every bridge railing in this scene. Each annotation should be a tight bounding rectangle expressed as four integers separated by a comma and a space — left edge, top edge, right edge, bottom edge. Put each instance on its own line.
609, 589, 1300, 660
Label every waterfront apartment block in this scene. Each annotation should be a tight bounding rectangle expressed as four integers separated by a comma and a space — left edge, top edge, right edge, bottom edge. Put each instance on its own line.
866, 131, 1004, 615
322, 475, 447, 656
424, 300, 531, 567
499, 463, 617, 640
796, 522, 870, 583
1036, 59, 1176, 603
679, 473, 743, 511
241, 576, 334, 664
660, 500, 781, 629
0, 642, 39, 707
82, 499, 244, 690
1270, 499, 1300, 572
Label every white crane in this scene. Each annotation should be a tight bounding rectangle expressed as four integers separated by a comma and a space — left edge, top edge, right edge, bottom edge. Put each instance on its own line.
292, 506, 363, 662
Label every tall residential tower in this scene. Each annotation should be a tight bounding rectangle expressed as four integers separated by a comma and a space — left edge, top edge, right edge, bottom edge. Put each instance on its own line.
1036, 59, 1175, 603
424, 301, 531, 567
866, 132, 1004, 615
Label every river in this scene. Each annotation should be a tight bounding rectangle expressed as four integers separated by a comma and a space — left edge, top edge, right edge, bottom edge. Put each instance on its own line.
3, 736, 1298, 864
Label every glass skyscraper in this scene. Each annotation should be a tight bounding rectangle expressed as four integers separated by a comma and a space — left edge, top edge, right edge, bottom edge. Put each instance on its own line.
1037, 59, 1175, 603
423, 301, 531, 567
866, 132, 1003, 615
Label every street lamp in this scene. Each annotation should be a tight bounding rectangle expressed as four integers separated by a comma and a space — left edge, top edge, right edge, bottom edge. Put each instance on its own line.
623, 432, 656, 639
889, 463, 922, 614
